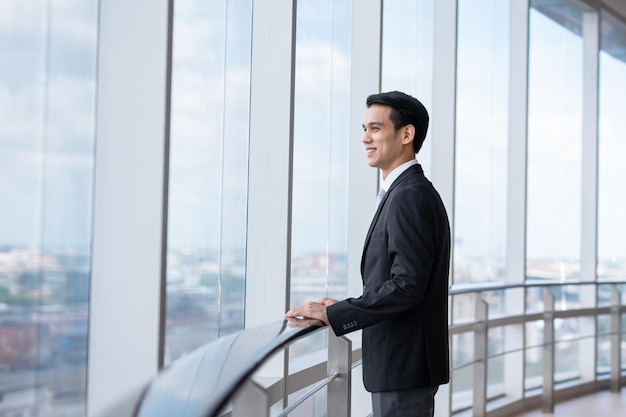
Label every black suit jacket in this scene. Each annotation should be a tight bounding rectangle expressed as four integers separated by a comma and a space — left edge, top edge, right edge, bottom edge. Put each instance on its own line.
326, 164, 450, 392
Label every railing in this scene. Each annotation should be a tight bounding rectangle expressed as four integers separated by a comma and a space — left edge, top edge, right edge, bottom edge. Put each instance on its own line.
447, 279, 626, 417
133, 318, 354, 417
132, 279, 626, 417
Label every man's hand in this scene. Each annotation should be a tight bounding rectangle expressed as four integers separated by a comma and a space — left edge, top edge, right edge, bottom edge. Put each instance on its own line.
316, 297, 339, 307
284, 298, 338, 326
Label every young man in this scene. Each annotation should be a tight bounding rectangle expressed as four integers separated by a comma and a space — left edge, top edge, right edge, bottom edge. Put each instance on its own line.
285, 91, 451, 417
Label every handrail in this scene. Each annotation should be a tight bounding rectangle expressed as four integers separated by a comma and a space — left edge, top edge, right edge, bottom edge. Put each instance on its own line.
133, 318, 325, 417
448, 277, 626, 296
131, 278, 626, 417
275, 372, 340, 417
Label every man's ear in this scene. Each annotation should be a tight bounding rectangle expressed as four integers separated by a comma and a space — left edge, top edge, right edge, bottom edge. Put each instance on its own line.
401, 125, 415, 145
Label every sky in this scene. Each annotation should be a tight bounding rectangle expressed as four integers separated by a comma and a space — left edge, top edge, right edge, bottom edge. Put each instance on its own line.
1, 0, 624, 272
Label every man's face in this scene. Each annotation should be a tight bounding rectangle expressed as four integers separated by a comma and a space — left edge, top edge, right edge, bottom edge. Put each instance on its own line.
362, 104, 409, 179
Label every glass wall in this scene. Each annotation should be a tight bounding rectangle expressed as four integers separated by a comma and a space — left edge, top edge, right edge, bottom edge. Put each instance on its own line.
452, 0, 509, 407
290, 0, 352, 311
454, 0, 509, 286
165, 0, 252, 363
3, 0, 626, 415
597, 11, 626, 281
597, 11, 626, 376
0, 1, 98, 416
381, 0, 434, 175
526, 1, 584, 283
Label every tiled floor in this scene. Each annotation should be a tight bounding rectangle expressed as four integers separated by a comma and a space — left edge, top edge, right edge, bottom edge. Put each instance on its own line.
513, 390, 626, 416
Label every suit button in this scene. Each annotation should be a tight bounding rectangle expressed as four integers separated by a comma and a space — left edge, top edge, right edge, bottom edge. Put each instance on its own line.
343, 324, 348, 330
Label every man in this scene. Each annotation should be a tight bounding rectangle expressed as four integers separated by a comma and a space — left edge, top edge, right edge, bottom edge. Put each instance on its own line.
285, 91, 451, 417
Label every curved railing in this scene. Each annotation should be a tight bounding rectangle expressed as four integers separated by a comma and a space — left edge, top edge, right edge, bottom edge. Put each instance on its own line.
447, 278, 626, 417
132, 318, 351, 417
132, 279, 626, 417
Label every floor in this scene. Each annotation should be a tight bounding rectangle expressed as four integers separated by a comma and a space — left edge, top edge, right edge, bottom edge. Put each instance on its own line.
513, 390, 626, 416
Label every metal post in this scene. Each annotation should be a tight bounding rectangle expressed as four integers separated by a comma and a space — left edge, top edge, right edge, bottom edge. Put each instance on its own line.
611, 285, 622, 393
232, 379, 269, 417
473, 297, 488, 417
327, 334, 352, 417
542, 288, 555, 413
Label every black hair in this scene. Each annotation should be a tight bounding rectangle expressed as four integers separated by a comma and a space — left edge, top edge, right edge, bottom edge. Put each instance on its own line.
366, 91, 429, 154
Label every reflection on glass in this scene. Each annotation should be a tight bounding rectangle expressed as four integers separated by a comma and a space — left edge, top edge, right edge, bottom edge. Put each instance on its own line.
527, 4, 583, 281
598, 11, 626, 281
166, 0, 252, 364
290, 0, 351, 312
454, 0, 509, 285
0, 1, 97, 416
381, 0, 434, 175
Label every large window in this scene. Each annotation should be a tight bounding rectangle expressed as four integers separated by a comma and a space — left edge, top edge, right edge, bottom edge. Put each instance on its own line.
596, 11, 626, 374
452, 0, 510, 408
526, 2, 584, 282
165, 0, 252, 363
454, 0, 509, 286
381, 0, 434, 175
597, 11, 626, 281
526, 0, 588, 391
0, 1, 98, 415
290, 0, 352, 310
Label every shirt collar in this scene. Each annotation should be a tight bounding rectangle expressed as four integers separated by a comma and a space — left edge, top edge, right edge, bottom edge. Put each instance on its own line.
381, 159, 418, 192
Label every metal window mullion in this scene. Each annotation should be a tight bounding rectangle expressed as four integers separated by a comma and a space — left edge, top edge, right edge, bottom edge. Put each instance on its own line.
431, 0, 457, 222
88, 0, 173, 415
345, 2, 382, 416
246, 2, 296, 409
580, 10, 599, 287
245, 0, 296, 328
504, 0, 530, 404
346, 0, 381, 300
432, 2, 457, 416
580, 7, 600, 383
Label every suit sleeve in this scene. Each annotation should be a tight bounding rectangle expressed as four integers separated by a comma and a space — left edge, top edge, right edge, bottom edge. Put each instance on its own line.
327, 186, 436, 336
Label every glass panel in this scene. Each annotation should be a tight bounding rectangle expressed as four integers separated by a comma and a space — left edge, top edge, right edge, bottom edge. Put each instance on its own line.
451, 332, 474, 411
623, 314, 626, 371
0, 1, 98, 415
454, 0, 509, 285
596, 315, 611, 374
487, 326, 505, 399
525, 321, 544, 391
525, 286, 544, 313
381, 0, 434, 174
484, 289, 505, 317
526, 2, 583, 281
598, 11, 626, 280
452, 293, 475, 324
290, 0, 351, 314
554, 317, 579, 382
166, 0, 252, 363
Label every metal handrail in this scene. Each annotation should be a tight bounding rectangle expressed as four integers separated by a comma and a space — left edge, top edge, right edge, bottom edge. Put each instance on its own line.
448, 277, 626, 296
132, 279, 625, 417
133, 319, 326, 417
276, 372, 340, 417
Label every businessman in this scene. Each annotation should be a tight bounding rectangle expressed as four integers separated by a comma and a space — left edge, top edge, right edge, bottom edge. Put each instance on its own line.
285, 91, 451, 417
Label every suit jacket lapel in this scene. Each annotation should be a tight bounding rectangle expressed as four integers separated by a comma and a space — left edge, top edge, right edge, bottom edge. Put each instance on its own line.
360, 164, 423, 276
